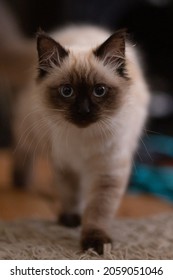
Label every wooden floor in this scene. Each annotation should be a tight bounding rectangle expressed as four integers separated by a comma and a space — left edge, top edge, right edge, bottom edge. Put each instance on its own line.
0, 149, 173, 221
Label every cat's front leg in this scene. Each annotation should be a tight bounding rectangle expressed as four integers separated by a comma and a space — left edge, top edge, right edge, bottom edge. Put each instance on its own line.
81, 168, 130, 254
55, 168, 82, 228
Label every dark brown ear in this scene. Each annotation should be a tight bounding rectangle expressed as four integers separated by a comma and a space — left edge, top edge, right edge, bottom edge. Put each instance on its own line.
37, 31, 69, 78
94, 29, 127, 77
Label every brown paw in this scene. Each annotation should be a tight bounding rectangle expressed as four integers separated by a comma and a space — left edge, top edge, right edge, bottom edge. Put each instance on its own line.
81, 228, 112, 255
58, 213, 81, 228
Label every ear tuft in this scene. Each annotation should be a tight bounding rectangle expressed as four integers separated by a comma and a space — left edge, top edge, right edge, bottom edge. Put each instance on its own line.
36, 31, 69, 78
94, 29, 127, 78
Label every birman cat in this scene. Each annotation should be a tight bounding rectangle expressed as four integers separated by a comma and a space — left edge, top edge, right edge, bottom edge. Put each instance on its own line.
13, 26, 150, 254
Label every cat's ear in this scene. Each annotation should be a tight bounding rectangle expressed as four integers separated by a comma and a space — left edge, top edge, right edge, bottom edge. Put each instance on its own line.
37, 31, 69, 78
94, 29, 127, 78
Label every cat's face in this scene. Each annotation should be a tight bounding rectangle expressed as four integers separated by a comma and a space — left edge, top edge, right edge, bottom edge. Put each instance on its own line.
37, 29, 129, 128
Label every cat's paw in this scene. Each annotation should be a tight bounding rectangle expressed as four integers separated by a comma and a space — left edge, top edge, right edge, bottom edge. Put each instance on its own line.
81, 228, 112, 255
58, 213, 81, 228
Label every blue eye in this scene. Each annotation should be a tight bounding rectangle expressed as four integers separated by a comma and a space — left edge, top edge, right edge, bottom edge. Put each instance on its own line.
60, 85, 73, 98
93, 85, 107, 97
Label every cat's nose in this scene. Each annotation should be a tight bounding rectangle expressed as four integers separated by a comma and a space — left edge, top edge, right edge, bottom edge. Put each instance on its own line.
78, 99, 90, 114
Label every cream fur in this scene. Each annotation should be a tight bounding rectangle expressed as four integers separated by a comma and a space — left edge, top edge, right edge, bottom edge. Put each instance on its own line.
13, 25, 150, 253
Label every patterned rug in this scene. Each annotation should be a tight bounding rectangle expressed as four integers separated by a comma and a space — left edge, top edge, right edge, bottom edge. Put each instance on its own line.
0, 214, 173, 259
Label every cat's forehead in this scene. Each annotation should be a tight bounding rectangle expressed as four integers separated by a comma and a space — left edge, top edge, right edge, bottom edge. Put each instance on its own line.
50, 51, 118, 87
65, 52, 100, 83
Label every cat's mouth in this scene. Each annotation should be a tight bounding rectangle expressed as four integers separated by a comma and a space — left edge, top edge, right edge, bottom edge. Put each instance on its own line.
66, 114, 99, 128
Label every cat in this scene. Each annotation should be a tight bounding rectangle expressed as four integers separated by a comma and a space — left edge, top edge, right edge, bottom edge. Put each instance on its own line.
13, 25, 150, 254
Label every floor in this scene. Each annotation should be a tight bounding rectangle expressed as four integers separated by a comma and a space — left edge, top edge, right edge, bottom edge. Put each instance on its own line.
0, 149, 173, 221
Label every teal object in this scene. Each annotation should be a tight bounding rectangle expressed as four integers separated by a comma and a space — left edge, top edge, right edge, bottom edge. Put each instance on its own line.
130, 135, 173, 202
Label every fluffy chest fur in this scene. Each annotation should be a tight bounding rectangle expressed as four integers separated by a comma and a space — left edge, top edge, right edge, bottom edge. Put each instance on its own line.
51, 123, 116, 171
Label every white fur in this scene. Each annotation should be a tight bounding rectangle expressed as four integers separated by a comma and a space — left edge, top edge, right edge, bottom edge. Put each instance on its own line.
14, 26, 150, 249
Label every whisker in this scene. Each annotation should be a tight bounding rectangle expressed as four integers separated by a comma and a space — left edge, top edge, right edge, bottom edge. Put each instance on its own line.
32, 124, 52, 173
144, 128, 161, 135
136, 151, 143, 162
13, 118, 48, 154
22, 122, 49, 167
97, 122, 105, 144
139, 136, 153, 161
46, 108, 66, 113
14, 112, 65, 154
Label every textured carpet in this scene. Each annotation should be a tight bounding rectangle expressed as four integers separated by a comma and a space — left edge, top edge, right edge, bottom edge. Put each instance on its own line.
0, 213, 173, 260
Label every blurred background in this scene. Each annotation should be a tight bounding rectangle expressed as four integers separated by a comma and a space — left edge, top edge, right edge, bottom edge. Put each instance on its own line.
0, 0, 173, 220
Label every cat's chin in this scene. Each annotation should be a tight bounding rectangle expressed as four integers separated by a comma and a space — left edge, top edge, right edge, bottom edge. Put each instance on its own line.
73, 122, 96, 129
66, 117, 99, 129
